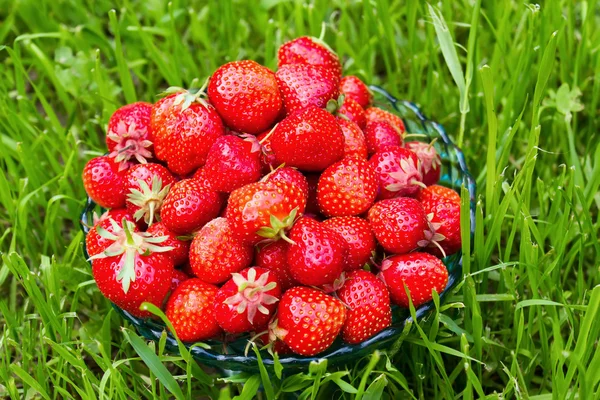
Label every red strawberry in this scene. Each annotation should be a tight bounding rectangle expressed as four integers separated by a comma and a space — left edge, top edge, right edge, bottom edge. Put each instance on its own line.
146, 221, 190, 266
189, 217, 253, 284
83, 156, 127, 209
192, 167, 215, 190
165, 278, 222, 342
86, 215, 137, 258
90, 220, 174, 318
106, 102, 154, 170
369, 146, 424, 199
151, 91, 224, 175
405, 141, 442, 186
91, 208, 135, 228
256, 129, 278, 173
262, 166, 309, 200
270, 106, 344, 172
416, 185, 460, 205
337, 98, 366, 129
365, 107, 406, 135
214, 267, 281, 334
287, 217, 347, 286
161, 179, 223, 234
364, 121, 403, 156
339, 76, 372, 109
337, 270, 391, 344
204, 135, 262, 192
255, 241, 296, 291
276, 64, 339, 115
278, 36, 342, 78
226, 181, 306, 245
420, 199, 461, 258
273, 287, 346, 356
337, 118, 368, 159
170, 269, 189, 291
379, 252, 448, 307
207, 60, 282, 134
124, 163, 176, 226
317, 157, 377, 217
368, 197, 431, 254
322, 217, 375, 271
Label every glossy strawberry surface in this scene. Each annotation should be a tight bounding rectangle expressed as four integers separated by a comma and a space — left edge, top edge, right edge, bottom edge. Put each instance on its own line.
82, 156, 127, 209
339, 76, 372, 109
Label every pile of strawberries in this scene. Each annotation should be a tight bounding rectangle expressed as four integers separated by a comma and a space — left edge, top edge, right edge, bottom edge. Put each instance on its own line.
82, 35, 462, 357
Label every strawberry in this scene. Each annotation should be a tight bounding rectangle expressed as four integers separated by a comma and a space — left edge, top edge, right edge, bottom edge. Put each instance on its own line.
364, 121, 403, 156
170, 269, 189, 291
276, 64, 339, 115
214, 267, 281, 334
90, 208, 135, 228
151, 91, 224, 175
270, 106, 344, 172
82, 156, 127, 209
262, 166, 309, 201
368, 197, 431, 254
273, 287, 346, 356
165, 278, 222, 342
207, 60, 282, 134
192, 167, 214, 189
189, 217, 253, 284
337, 118, 368, 159
365, 107, 406, 135
106, 102, 154, 170
337, 270, 391, 344
369, 146, 424, 199
379, 252, 448, 307
278, 36, 342, 78
420, 199, 462, 258
255, 241, 296, 291
86, 215, 137, 258
322, 216, 376, 271
124, 163, 176, 226
416, 185, 460, 205
204, 135, 262, 192
287, 217, 347, 286
405, 141, 442, 186
226, 181, 306, 245
161, 179, 223, 234
317, 157, 378, 217
339, 76, 372, 109
90, 219, 174, 318
146, 221, 190, 266
256, 129, 278, 173
337, 98, 366, 129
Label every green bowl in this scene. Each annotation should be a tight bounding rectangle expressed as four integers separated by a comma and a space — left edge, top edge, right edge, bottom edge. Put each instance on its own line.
80, 86, 476, 373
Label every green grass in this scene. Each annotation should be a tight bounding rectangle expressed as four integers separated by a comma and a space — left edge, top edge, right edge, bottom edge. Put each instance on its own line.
1, 0, 599, 398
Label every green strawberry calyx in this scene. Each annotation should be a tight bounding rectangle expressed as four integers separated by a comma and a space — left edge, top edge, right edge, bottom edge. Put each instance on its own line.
162, 77, 210, 111
88, 218, 174, 293
127, 176, 171, 226
256, 207, 299, 245
223, 268, 279, 324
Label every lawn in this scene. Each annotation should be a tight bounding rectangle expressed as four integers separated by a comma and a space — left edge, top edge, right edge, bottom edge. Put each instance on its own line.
1, 0, 599, 398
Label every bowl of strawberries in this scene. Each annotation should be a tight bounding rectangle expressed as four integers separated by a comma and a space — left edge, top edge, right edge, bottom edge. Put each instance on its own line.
81, 35, 475, 372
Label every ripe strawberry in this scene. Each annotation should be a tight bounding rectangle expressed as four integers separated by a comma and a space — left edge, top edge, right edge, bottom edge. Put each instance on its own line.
337, 118, 368, 159
368, 197, 431, 254
276, 64, 339, 115
287, 217, 347, 286
273, 287, 346, 356
420, 199, 462, 258
270, 106, 344, 172
405, 141, 442, 186
170, 269, 189, 291
337, 270, 391, 344
226, 181, 306, 245
86, 215, 137, 258
146, 221, 190, 266
365, 107, 406, 135
124, 163, 176, 226
207, 60, 282, 134
255, 241, 296, 291
106, 102, 154, 170
83, 156, 127, 209
90, 220, 174, 318
322, 216, 375, 271
416, 185, 461, 205
337, 98, 366, 129
379, 252, 448, 307
161, 179, 223, 234
91, 208, 135, 228
369, 146, 424, 199
278, 36, 342, 78
192, 167, 214, 189
256, 129, 278, 173
189, 217, 253, 284
151, 91, 224, 175
204, 135, 262, 192
339, 76, 372, 109
165, 278, 222, 342
262, 166, 309, 201
214, 267, 281, 334
317, 157, 377, 217
364, 121, 403, 156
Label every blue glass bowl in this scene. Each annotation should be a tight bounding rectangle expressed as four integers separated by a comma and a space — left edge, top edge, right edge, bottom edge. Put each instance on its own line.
80, 86, 476, 373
